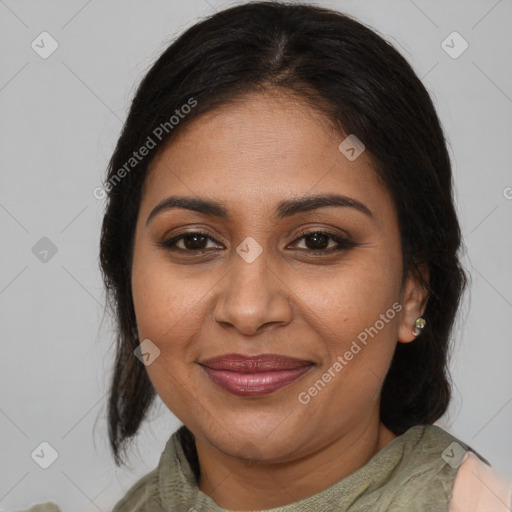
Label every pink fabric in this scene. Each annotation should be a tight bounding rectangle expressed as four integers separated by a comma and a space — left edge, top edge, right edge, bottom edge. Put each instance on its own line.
450, 452, 512, 512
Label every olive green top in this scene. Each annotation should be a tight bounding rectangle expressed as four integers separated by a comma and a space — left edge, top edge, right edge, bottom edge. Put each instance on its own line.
107, 424, 480, 512
18, 424, 485, 512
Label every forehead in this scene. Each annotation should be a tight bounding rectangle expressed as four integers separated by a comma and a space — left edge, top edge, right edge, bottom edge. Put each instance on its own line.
142, 91, 391, 220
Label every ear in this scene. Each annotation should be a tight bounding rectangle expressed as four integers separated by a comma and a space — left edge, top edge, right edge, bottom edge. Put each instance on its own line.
397, 263, 429, 343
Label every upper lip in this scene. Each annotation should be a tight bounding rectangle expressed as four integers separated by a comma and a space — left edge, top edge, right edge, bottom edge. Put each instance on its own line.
199, 353, 314, 372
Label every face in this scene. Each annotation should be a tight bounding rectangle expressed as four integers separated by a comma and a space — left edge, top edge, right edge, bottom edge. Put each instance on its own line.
131, 90, 426, 463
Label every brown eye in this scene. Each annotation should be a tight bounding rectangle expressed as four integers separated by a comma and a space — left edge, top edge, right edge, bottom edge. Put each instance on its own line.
158, 229, 356, 255
302, 232, 330, 250
290, 230, 356, 253
159, 231, 223, 252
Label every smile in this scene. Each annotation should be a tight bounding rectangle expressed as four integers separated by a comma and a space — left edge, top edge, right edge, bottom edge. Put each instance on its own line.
199, 365, 314, 396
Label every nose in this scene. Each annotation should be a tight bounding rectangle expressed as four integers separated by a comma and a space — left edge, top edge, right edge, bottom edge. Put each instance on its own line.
213, 253, 293, 336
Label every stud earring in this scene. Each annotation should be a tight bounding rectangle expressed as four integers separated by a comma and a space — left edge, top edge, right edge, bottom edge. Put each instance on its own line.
412, 316, 426, 336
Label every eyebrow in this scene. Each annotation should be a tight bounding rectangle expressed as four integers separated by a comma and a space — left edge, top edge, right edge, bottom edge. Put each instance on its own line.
146, 193, 373, 226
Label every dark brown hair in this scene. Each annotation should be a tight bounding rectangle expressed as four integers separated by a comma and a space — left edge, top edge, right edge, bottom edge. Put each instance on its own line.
99, 1, 467, 478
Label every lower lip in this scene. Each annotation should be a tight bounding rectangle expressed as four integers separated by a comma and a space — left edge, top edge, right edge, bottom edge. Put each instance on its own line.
200, 365, 313, 396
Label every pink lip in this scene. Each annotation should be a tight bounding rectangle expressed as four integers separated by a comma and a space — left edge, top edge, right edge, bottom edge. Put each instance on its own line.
198, 353, 314, 396
200, 365, 313, 396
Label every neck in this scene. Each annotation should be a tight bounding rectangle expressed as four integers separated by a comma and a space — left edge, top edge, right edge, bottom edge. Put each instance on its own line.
195, 417, 397, 511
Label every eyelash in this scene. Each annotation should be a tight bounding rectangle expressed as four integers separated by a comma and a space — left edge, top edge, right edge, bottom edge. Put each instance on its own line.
158, 229, 356, 255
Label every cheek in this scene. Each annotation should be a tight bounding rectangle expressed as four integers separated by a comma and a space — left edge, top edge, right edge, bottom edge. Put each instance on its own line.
131, 241, 201, 342
130, 242, 212, 407
297, 253, 402, 338
131, 252, 204, 420
294, 253, 402, 403
297, 286, 400, 429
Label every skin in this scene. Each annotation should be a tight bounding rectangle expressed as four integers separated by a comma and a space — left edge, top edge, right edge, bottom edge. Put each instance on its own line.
131, 90, 429, 510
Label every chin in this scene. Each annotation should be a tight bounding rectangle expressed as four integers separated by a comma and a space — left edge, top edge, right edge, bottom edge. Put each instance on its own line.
202, 422, 309, 463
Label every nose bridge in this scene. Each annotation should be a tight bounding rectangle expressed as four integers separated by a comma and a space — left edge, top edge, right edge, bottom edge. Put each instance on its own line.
227, 243, 275, 306
229, 218, 275, 287
214, 243, 292, 333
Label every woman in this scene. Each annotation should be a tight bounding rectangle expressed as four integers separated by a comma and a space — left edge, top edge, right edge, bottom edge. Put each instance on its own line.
22, 1, 511, 511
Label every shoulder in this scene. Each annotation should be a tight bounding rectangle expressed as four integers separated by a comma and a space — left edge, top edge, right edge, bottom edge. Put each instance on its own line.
371, 424, 495, 510
111, 428, 187, 511
111, 466, 161, 512
410, 424, 512, 512
449, 452, 512, 512
15, 467, 161, 512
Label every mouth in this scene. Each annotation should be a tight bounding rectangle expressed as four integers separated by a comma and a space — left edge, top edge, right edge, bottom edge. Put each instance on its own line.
198, 353, 314, 396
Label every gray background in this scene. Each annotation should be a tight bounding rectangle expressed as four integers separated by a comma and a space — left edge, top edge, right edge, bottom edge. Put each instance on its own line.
1, 0, 511, 510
